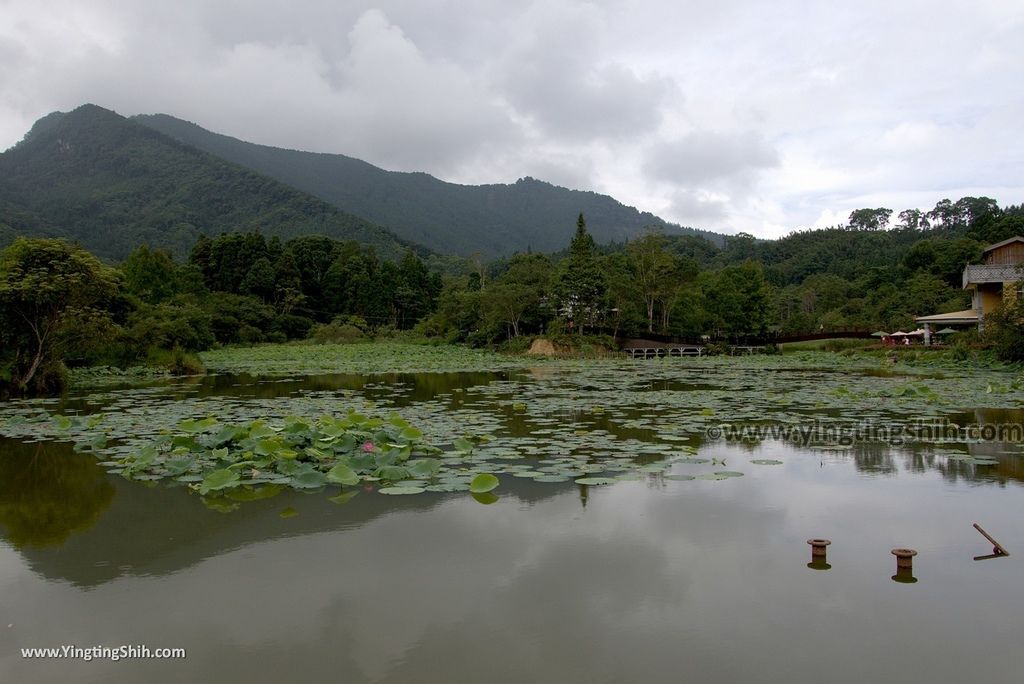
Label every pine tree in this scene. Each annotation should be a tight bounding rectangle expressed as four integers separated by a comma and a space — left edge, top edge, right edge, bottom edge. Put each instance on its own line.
553, 214, 606, 333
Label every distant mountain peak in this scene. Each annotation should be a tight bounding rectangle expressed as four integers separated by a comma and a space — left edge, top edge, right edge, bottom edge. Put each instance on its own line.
0, 106, 422, 261
134, 113, 726, 255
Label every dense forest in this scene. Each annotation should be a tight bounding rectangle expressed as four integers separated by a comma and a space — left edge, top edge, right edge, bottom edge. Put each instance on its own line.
432, 196, 1024, 343
134, 113, 722, 256
3, 195, 1023, 396
2, 104, 1023, 396
0, 105, 721, 263
0, 105, 422, 261
0, 232, 441, 395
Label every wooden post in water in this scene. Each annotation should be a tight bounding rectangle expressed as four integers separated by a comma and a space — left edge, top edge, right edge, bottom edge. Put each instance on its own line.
973, 523, 1010, 557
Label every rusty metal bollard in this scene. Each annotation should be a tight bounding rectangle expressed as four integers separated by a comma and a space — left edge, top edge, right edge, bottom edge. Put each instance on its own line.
807, 539, 832, 570
891, 548, 918, 583
891, 548, 917, 570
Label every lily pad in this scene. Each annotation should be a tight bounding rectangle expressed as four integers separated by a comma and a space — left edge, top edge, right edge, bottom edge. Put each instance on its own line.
379, 486, 426, 495
292, 470, 328, 489
574, 477, 617, 485
198, 469, 241, 494
469, 473, 499, 493
326, 462, 359, 486
471, 491, 499, 504
328, 491, 359, 505
532, 474, 570, 483
426, 482, 471, 492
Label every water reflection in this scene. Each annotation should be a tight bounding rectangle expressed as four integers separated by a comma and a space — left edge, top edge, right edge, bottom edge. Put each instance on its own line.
843, 442, 1024, 487
3, 448, 576, 587
117, 370, 516, 404
2, 452, 1022, 683
1, 436, 1020, 595
892, 567, 918, 583
0, 438, 114, 548
1, 430, 1022, 576
2, 368, 1024, 682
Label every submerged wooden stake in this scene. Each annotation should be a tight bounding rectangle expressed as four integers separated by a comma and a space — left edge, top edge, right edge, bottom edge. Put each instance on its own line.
973, 523, 1010, 557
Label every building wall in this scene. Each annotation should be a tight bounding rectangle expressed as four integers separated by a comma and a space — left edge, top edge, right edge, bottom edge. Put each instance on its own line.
980, 285, 1003, 314
984, 242, 1024, 266
1005, 281, 1023, 304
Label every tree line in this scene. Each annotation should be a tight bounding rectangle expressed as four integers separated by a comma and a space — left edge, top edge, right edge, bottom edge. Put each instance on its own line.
424, 198, 1022, 345
3, 195, 1022, 395
0, 234, 440, 395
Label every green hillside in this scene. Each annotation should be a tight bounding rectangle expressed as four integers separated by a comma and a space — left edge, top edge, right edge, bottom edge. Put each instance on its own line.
134, 113, 724, 257
0, 196, 64, 246
0, 105, 422, 261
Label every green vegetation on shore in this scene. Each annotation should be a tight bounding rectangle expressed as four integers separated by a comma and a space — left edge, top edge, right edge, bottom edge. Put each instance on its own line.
5, 194, 1024, 397
4, 108, 1024, 402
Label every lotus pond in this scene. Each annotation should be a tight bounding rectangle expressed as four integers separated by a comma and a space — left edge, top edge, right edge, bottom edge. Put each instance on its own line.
2, 343, 1023, 682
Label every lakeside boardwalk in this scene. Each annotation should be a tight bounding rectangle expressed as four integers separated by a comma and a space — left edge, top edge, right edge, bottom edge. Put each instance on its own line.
623, 344, 767, 358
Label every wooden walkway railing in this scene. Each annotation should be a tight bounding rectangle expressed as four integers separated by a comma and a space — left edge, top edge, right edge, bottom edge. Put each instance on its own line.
616, 329, 873, 359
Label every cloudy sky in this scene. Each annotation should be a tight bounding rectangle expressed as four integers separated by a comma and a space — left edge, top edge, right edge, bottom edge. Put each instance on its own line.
1, 0, 1021, 238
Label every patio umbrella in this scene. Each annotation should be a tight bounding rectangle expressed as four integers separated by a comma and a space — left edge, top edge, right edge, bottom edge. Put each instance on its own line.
891, 331, 907, 336
936, 328, 958, 335
871, 331, 890, 337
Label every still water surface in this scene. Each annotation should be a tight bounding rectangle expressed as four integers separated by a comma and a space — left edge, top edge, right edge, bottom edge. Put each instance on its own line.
1, 368, 1022, 683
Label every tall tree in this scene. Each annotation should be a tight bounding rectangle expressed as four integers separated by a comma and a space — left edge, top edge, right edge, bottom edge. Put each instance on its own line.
393, 250, 440, 328
896, 209, 930, 231
0, 238, 119, 393
600, 252, 642, 338
284, 235, 340, 317
628, 232, 675, 332
848, 208, 893, 231
121, 245, 181, 304
239, 257, 277, 302
552, 214, 607, 333
626, 232, 697, 332
701, 261, 770, 335
480, 253, 552, 338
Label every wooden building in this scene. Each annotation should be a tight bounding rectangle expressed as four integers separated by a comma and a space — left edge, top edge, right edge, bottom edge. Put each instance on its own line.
916, 235, 1024, 343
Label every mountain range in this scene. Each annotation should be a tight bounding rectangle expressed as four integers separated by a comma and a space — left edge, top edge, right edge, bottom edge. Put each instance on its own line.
0, 105, 418, 261
0, 104, 723, 261
133, 113, 722, 256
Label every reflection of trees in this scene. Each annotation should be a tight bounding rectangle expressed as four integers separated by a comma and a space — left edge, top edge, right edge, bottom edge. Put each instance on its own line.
192, 371, 509, 405
0, 439, 114, 548
899, 449, 938, 475
846, 441, 1024, 487
848, 443, 898, 475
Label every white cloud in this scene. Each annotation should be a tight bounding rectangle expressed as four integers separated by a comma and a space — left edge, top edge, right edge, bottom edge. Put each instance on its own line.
0, 0, 1022, 239
643, 130, 778, 186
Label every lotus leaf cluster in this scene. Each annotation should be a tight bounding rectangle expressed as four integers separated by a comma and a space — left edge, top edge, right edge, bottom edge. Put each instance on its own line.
108, 413, 462, 497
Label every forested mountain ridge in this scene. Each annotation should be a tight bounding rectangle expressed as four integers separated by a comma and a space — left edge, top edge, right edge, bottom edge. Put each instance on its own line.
651, 202, 1024, 286
0, 105, 424, 261
133, 113, 724, 257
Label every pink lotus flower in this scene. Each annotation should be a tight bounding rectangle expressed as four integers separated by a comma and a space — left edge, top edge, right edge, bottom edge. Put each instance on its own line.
362, 441, 375, 453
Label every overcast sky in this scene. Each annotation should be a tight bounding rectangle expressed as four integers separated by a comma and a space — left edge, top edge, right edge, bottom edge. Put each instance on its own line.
1, 0, 1021, 238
